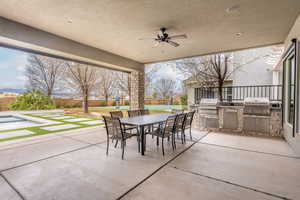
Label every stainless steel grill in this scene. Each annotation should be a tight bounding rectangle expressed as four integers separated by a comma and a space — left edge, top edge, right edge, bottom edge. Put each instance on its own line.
199, 98, 218, 115
243, 97, 270, 116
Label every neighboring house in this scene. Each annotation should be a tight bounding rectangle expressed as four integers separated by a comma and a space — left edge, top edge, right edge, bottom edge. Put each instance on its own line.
185, 45, 283, 106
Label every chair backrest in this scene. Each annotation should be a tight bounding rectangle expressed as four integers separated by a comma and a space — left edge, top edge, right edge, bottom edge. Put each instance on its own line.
163, 115, 177, 134
175, 113, 186, 130
184, 111, 195, 127
128, 110, 141, 117
140, 109, 150, 115
171, 109, 184, 114
103, 116, 123, 138
110, 111, 123, 118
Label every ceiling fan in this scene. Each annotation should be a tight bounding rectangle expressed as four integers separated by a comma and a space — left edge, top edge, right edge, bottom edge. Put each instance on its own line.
139, 27, 187, 47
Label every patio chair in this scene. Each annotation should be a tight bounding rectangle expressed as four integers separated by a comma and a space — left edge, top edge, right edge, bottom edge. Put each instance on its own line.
110, 111, 123, 118
147, 115, 177, 156
140, 109, 150, 115
174, 113, 187, 144
171, 109, 184, 114
183, 111, 196, 140
128, 110, 141, 117
103, 116, 139, 159
110, 111, 140, 148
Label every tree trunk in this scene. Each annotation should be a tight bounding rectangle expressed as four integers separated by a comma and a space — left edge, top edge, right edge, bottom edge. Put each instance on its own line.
105, 95, 108, 105
218, 81, 223, 102
83, 92, 89, 113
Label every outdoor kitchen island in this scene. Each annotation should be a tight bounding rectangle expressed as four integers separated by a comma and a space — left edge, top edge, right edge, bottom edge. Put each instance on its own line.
192, 98, 282, 137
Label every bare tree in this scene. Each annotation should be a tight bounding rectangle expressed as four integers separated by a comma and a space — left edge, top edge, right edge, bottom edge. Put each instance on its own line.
97, 69, 117, 104
65, 62, 97, 113
115, 72, 130, 103
154, 78, 177, 104
25, 54, 66, 96
174, 50, 278, 101
145, 65, 159, 97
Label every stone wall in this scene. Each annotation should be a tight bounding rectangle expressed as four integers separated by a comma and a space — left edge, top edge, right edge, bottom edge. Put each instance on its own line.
130, 70, 145, 110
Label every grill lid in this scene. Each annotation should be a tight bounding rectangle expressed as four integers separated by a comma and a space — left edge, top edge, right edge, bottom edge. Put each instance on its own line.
200, 98, 219, 106
244, 97, 270, 105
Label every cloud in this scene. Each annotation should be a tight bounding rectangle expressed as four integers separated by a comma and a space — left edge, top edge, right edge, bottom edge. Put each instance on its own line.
17, 65, 26, 72
16, 75, 27, 81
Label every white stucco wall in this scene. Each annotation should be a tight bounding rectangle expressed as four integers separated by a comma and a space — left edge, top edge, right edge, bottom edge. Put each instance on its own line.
232, 47, 274, 86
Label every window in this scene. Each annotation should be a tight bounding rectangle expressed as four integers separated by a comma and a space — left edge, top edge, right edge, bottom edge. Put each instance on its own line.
283, 39, 297, 137
286, 55, 295, 125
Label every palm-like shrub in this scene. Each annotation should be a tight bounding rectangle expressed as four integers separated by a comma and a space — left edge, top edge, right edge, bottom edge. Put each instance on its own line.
11, 90, 56, 110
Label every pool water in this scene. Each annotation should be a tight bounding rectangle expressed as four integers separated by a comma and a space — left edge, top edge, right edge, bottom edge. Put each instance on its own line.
0, 115, 40, 131
0, 116, 26, 123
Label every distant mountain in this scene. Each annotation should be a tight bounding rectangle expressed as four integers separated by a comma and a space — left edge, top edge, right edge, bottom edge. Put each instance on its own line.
0, 88, 26, 94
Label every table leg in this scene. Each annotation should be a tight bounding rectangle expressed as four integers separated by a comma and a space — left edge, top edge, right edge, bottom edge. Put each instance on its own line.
140, 125, 145, 155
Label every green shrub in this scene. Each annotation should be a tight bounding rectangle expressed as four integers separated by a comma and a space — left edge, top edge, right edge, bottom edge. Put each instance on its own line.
173, 100, 180, 105
111, 100, 116, 106
100, 101, 108, 107
124, 100, 130, 106
11, 90, 56, 110
180, 94, 188, 105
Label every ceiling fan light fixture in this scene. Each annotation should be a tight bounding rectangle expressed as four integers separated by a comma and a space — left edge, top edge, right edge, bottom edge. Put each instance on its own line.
226, 5, 240, 13
235, 32, 243, 37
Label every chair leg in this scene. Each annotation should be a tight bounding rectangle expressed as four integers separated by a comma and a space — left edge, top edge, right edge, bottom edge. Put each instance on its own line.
121, 140, 125, 160
114, 139, 118, 148
189, 128, 192, 141
173, 134, 176, 149
106, 137, 109, 156
181, 130, 184, 144
171, 136, 175, 151
156, 136, 159, 146
138, 136, 140, 153
162, 137, 165, 156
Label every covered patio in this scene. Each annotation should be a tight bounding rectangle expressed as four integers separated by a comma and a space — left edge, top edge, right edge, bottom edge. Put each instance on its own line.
0, 127, 299, 200
1, 0, 300, 200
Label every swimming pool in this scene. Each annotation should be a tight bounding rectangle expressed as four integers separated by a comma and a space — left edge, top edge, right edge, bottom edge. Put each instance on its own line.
0, 115, 41, 130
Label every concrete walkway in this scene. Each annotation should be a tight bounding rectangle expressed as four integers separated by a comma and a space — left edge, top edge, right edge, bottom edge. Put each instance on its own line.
0, 128, 299, 200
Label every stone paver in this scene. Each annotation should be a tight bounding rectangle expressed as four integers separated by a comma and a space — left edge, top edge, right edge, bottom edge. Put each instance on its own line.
0, 130, 34, 139
41, 114, 63, 118
41, 124, 79, 131
52, 116, 75, 120
79, 120, 103, 125
201, 132, 298, 157
0, 176, 22, 200
64, 118, 91, 122
170, 142, 300, 200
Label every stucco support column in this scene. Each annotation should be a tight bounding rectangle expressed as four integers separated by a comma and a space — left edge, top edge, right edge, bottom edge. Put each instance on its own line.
130, 69, 145, 110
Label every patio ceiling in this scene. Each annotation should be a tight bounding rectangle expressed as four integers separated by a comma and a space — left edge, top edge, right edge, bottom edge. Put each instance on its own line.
0, 0, 300, 64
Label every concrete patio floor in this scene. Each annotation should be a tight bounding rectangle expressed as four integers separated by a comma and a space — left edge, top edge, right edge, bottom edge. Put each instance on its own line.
0, 128, 299, 200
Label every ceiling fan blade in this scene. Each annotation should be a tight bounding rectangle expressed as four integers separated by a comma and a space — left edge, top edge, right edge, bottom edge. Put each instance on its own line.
138, 37, 156, 40
168, 34, 187, 40
167, 40, 180, 47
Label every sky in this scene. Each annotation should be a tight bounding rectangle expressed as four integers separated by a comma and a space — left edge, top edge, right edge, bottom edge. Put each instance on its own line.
0, 46, 184, 90
0, 47, 28, 89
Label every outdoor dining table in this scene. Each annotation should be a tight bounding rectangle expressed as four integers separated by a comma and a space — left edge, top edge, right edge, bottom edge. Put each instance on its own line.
120, 113, 175, 155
